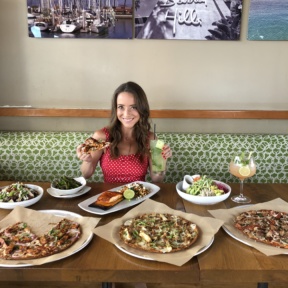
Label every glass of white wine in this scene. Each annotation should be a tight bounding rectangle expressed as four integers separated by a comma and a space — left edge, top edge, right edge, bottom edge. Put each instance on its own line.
229, 152, 256, 203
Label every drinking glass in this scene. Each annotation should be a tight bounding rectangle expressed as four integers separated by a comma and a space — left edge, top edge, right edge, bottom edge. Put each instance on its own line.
229, 152, 256, 203
150, 139, 167, 176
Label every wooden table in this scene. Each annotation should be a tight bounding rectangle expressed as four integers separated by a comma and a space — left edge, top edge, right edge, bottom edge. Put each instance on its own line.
0, 181, 287, 288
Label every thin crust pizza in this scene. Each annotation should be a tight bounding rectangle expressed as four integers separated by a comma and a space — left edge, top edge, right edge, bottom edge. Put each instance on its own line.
81, 137, 110, 153
119, 213, 199, 253
234, 209, 288, 248
0, 218, 81, 260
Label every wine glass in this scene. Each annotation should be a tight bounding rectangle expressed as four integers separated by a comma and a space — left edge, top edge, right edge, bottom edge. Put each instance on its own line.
229, 152, 256, 203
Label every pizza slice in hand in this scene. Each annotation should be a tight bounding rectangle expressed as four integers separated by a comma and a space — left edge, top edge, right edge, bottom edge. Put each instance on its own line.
81, 137, 110, 153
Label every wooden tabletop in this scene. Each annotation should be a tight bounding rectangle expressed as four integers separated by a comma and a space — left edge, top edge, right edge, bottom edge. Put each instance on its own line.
0, 181, 288, 288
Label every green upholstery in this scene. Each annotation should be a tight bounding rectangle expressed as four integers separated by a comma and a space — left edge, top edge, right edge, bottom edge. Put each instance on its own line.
0, 131, 287, 183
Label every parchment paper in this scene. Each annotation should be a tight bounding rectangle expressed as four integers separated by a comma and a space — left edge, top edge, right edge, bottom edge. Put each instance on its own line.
208, 198, 288, 256
0, 206, 100, 266
93, 198, 224, 266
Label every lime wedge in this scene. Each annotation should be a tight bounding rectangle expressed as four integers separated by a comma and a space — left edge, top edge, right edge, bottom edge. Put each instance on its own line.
123, 189, 135, 200
239, 166, 250, 177
155, 140, 165, 149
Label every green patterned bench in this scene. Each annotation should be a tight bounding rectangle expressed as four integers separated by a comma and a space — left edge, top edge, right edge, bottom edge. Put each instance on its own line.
0, 131, 287, 183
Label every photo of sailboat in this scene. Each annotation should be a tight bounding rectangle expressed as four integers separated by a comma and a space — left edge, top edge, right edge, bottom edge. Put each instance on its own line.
27, 0, 133, 39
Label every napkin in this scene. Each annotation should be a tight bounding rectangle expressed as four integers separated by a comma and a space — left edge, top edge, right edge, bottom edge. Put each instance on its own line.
0, 206, 100, 266
93, 198, 224, 266
208, 198, 288, 256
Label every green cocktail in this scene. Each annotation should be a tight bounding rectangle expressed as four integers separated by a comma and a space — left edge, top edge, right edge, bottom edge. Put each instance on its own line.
150, 139, 167, 175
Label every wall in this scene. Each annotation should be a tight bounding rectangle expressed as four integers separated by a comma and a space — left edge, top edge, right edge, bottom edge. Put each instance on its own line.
0, 0, 287, 133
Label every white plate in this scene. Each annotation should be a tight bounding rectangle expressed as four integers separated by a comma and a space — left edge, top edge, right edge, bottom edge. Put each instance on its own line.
0, 184, 44, 209
222, 226, 288, 254
0, 209, 94, 267
115, 236, 214, 261
222, 205, 288, 254
78, 181, 160, 215
47, 186, 91, 199
222, 226, 257, 249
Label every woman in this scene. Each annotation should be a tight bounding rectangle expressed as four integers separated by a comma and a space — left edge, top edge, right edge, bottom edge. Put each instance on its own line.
76, 81, 172, 183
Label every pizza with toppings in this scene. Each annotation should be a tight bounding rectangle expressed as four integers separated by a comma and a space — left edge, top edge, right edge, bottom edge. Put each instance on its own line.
81, 137, 110, 153
0, 218, 81, 260
234, 209, 288, 248
119, 213, 199, 253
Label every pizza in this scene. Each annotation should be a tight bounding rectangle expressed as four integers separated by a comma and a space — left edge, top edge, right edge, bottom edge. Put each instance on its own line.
81, 137, 110, 153
89, 191, 123, 210
119, 213, 199, 253
0, 218, 81, 260
234, 209, 288, 248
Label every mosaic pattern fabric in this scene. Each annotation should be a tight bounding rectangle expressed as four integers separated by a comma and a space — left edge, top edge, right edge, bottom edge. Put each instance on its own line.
0, 132, 287, 183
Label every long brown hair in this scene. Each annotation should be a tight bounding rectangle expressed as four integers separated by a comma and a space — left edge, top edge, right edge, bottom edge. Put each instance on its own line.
108, 81, 151, 160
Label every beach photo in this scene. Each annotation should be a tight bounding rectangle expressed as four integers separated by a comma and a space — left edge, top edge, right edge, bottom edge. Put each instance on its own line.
134, 0, 243, 40
27, 0, 133, 39
248, 0, 288, 40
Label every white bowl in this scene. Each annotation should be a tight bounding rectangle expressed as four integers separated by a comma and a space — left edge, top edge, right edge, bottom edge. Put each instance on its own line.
0, 184, 44, 209
176, 180, 231, 205
51, 177, 86, 196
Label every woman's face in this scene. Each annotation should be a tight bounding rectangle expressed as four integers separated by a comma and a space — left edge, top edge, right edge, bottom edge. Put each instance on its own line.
116, 92, 140, 129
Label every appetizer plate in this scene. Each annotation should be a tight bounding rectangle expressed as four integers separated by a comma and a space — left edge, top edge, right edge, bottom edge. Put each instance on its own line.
176, 181, 231, 205
0, 210, 93, 267
0, 184, 44, 209
47, 186, 91, 199
115, 236, 214, 261
78, 181, 160, 215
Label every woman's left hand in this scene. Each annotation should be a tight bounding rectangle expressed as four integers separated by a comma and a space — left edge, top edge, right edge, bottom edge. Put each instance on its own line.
162, 144, 172, 159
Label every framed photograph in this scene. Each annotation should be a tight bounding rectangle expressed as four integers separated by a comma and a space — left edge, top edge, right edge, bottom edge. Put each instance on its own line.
27, 0, 133, 39
134, 0, 243, 40
248, 0, 288, 40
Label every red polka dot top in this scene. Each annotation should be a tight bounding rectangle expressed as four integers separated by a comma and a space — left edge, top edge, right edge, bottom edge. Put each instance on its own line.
99, 127, 149, 183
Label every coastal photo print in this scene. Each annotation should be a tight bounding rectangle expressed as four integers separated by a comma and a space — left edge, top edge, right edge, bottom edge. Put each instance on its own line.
248, 0, 288, 40
134, 0, 243, 40
27, 0, 133, 39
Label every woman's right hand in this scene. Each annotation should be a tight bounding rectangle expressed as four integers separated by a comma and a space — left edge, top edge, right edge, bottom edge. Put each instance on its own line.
77, 130, 106, 179
76, 144, 93, 163
77, 143, 100, 179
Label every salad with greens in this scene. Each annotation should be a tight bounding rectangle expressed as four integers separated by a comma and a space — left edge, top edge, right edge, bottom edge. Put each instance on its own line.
0, 182, 39, 202
185, 175, 227, 196
52, 176, 82, 190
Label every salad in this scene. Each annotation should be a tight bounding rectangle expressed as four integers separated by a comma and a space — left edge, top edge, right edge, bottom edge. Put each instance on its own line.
185, 175, 227, 196
52, 176, 82, 190
0, 182, 39, 202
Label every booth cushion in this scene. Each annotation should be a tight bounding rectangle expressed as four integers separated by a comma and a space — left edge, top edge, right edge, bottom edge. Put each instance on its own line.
0, 131, 287, 183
